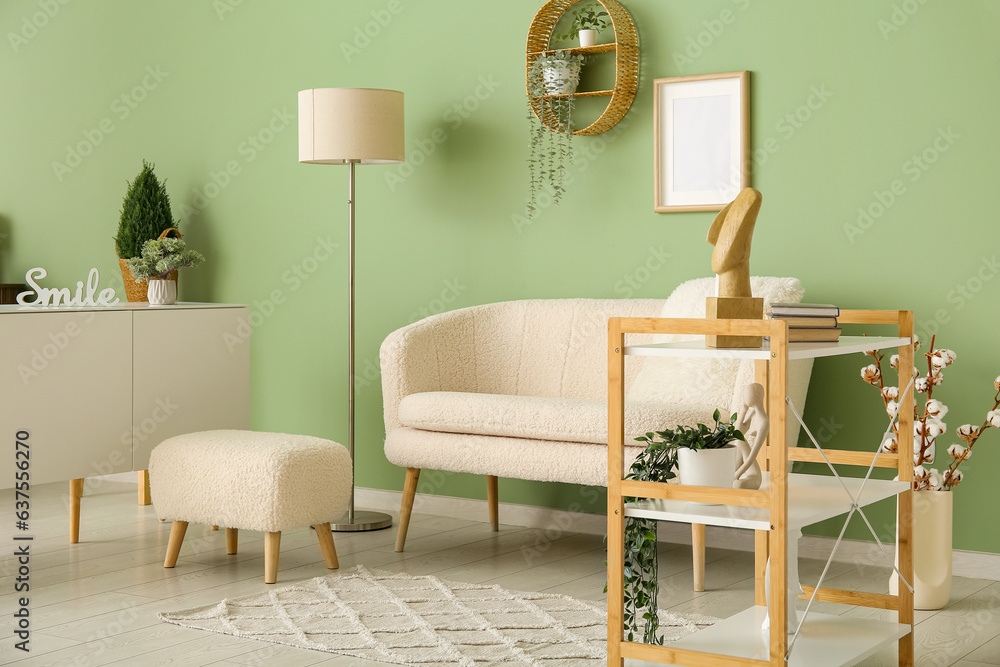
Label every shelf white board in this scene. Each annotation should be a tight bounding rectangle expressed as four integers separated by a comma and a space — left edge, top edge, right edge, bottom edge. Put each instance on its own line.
625, 472, 908, 531
625, 335, 910, 361
625, 606, 910, 667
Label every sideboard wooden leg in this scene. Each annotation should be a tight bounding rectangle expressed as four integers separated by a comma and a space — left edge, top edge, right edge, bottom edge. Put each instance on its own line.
138, 470, 151, 506
69, 478, 84, 543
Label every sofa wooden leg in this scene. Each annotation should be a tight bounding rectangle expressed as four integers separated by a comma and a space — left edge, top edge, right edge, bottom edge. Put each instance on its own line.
264, 532, 281, 584
692, 523, 706, 592
487, 475, 499, 532
138, 470, 151, 505
315, 523, 339, 569
164, 521, 188, 567
395, 468, 420, 552
226, 528, 238, 555
69, 478, 83, 544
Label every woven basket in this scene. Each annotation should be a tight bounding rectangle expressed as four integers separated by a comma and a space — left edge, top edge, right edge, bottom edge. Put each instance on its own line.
526, 0, 639, 136
117, 227, 181, 303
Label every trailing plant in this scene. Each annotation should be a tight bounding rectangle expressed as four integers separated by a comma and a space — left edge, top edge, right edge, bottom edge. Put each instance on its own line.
555, 3, 611, 41
616, 410, 744, 644
862, 336, 999, 491
525, 50, 583, 215
115, 160, 176, 259
126, 237, 204, 282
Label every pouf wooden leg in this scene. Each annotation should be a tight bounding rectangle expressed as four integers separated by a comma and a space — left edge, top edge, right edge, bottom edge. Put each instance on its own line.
395, 468, 421, 552
69, 478, 83, 544
210, 525, 219, 531
264, 532, 281, 584
165, 521, 189, 567
487, 475, 499, 532
226, 528, 238, 555
314, 523, 339, 569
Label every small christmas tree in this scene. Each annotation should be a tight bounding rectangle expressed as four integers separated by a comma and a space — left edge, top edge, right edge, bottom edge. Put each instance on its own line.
115, 161, 176, 259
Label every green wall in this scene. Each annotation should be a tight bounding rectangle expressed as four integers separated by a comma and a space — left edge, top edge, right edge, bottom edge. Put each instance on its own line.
2, 0, 998, 553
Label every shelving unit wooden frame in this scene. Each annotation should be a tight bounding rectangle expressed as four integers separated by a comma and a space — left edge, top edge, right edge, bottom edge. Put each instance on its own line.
607, 310, 916, 666
525, 0, 638, 135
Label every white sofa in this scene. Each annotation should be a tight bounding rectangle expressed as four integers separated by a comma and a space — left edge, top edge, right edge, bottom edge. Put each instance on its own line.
380, 277, 813, 572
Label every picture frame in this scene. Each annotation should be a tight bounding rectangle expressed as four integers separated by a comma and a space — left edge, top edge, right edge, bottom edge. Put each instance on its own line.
654, 71, 750, 213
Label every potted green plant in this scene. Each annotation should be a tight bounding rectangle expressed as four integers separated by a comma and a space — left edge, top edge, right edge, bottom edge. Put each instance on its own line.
620, 410, 744, 643
526, 50, 584, 215
114, 161, 177, 302
125, 234, 204, 306
555, 3, 611, 47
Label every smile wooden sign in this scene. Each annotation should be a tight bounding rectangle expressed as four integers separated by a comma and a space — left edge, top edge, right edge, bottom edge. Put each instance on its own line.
16, 267, 120, 307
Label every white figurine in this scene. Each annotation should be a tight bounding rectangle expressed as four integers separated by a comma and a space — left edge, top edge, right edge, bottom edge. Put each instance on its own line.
733, 383, 769, 490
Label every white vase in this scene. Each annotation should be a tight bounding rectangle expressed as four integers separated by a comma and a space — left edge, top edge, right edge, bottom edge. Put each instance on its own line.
890, 490, 953, 610
578, 29, 596, 47
542, 61, 582, 96
677, 445, 739, 505
147, 278, 177, 306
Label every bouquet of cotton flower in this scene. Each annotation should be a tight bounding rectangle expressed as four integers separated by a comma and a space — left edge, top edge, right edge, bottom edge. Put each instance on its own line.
862, 335, 999, 491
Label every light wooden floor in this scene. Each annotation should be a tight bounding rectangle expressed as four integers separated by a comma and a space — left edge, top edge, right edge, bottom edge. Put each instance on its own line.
1, 479, 998, 666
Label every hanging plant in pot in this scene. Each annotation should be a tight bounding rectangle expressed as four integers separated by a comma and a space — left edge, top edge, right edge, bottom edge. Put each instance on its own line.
125, 230, 204, 306
526, 49, 584, 215
114, 160, 178, 302
862, 337, 1000, 610
617, 410, 745, 644
554, 3, 611, 47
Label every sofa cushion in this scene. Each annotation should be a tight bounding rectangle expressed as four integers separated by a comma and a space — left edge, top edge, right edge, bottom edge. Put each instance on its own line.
397, 391, 720, 446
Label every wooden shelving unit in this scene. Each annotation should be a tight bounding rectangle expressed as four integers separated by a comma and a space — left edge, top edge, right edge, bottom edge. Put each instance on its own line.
607, 311, 916, 666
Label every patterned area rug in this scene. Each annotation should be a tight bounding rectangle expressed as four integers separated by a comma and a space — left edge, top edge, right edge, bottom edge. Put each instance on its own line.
158, 565, 716, 666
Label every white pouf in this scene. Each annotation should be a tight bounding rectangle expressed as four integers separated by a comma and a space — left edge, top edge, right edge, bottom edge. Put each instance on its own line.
149, 430, 352, 583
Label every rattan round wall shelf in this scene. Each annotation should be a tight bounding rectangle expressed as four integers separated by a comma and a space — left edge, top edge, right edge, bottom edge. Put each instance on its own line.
525, 0, 638, 135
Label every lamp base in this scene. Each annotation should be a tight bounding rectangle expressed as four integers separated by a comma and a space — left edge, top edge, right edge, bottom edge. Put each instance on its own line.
330, 510, 393, 532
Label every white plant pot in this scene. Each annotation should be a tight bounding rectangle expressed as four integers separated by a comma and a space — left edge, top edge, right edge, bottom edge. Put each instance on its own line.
677, 445, 739, 505
578, 29, 596, 47
542, 61, 581, 96
890, 490, 953, 610
147, 278, 177, 306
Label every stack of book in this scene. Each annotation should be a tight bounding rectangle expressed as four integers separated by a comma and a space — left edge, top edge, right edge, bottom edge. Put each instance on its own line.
766, 303, 841, 342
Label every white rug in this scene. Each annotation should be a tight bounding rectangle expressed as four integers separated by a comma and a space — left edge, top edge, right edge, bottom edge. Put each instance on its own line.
158, 565, 716, 666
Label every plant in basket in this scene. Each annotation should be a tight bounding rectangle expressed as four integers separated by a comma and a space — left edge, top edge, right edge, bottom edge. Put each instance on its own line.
126, 232, 204, 306
114, 160, 177, 302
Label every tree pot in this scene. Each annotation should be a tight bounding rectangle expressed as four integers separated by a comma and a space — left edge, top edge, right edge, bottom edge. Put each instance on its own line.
147, 278, 177, 306
677, 445, 739, 505
578, 29, 596, 47
891, 489, 952, 610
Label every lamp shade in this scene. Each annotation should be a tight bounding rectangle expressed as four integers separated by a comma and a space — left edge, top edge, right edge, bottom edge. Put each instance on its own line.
298, 88, 404, 165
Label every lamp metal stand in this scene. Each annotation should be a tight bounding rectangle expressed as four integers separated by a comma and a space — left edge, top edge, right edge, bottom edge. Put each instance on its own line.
331, 160, 393, 532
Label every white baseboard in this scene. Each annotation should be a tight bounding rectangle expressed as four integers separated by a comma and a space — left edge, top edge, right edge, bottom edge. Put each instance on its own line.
356, 486, 1000, 581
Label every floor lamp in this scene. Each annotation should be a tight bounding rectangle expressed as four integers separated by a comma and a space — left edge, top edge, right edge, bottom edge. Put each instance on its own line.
298, 87, 403, 532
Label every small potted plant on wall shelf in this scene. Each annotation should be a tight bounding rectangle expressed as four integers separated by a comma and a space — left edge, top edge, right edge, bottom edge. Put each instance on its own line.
555, 3, 611, 47
525, 50, 584, 214
126, 231, 204, 306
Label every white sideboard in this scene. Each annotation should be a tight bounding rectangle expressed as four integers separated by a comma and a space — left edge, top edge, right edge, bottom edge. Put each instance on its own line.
1, 303, 250, 529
